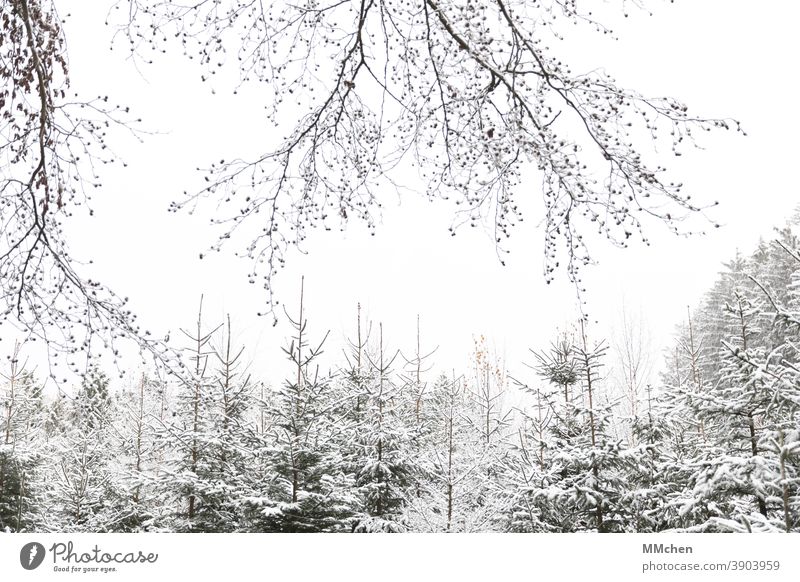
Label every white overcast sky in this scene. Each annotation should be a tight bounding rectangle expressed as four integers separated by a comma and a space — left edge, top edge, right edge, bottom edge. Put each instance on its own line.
18, 1, 799, 387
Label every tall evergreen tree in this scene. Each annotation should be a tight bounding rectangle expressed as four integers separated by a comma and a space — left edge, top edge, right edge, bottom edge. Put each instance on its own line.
0, 343, 43, 531
242, 280, 356, 532
331, 317, 416, 533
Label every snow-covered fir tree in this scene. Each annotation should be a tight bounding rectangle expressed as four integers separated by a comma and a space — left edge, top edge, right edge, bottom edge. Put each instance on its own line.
1, 219, 798, 533
242, 280, 355, 532
0, 343, 44, 531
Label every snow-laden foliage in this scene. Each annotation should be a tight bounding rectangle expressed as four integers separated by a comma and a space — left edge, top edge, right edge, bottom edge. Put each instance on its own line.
2, 218, 800, 532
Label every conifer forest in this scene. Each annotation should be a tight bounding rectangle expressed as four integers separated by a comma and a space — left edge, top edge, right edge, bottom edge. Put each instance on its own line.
2, 1, 799, 535
2, 219, 800, 533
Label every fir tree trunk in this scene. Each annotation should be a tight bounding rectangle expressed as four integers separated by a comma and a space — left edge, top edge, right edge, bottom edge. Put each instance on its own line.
581, 321, 603, 532
746, 413, 767, 517
290, 431, 299, 504
188, 297, 206, 522
133, 375, 145, 505
376, 323, 384, 517
446, 483, 453, 532
537, 388, 545, 469
15, 470, 24, 531
446, 393, 454, 531
1, 346, 18, 501
780, 432, 791, 532
189, 381, 199, 520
